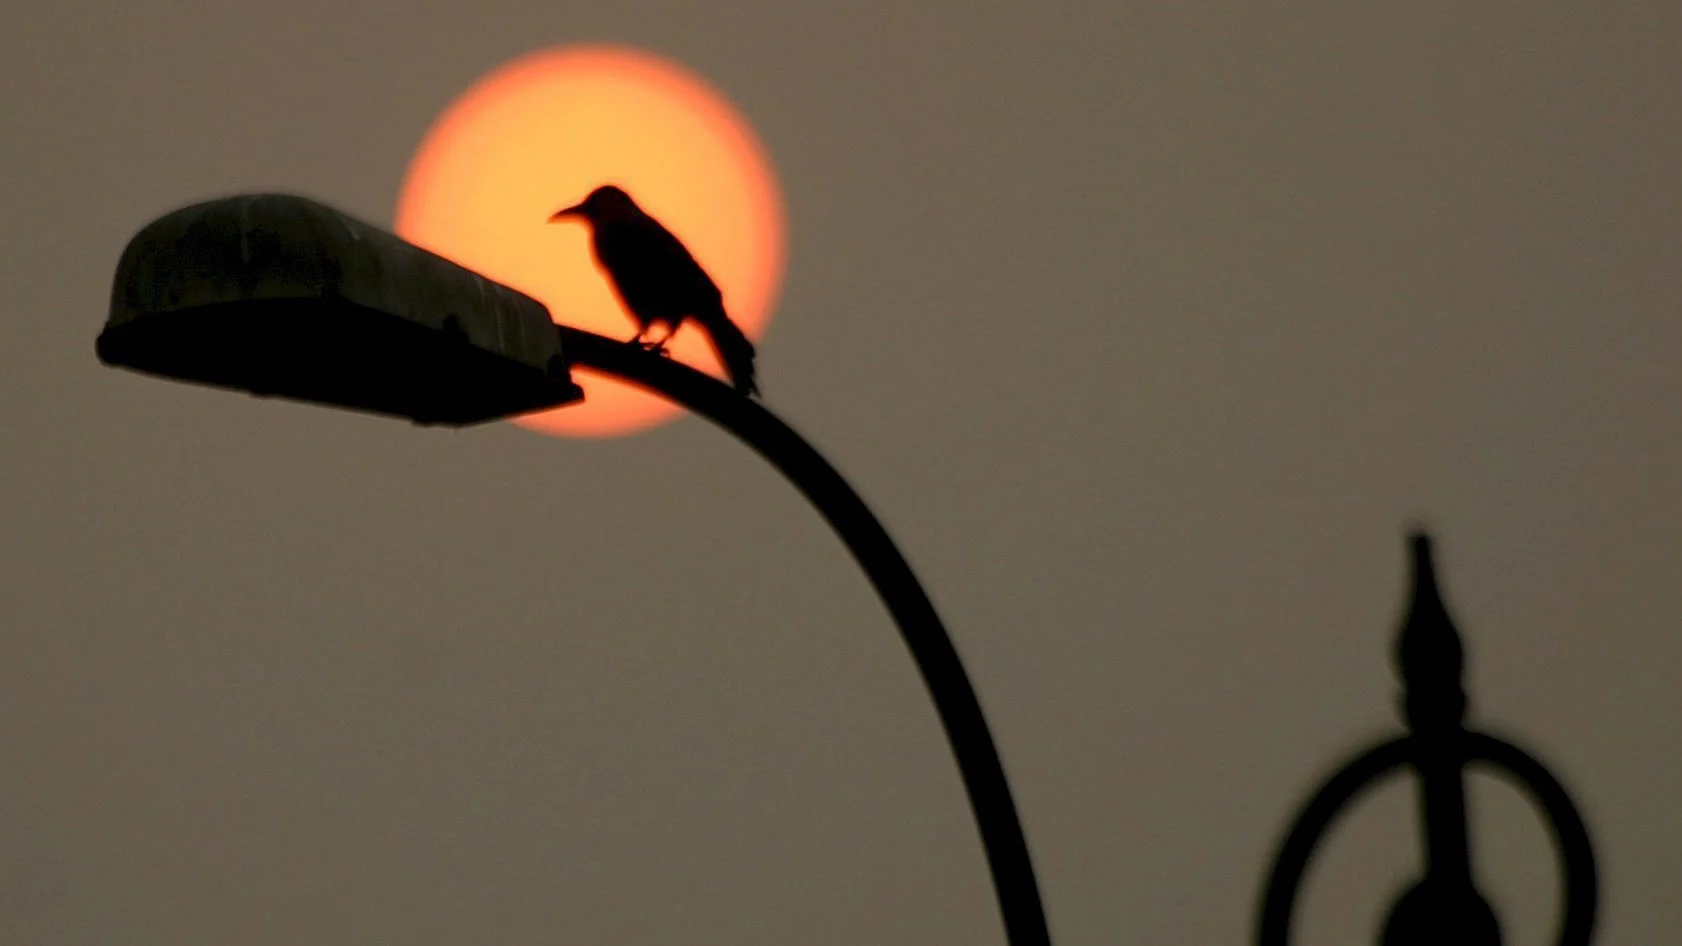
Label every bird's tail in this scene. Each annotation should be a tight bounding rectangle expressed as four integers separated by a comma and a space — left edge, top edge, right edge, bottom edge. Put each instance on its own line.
697, 303, 759, 397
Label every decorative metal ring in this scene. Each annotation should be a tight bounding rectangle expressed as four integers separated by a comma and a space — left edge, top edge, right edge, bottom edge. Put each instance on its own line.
1256, 734, 1596, 946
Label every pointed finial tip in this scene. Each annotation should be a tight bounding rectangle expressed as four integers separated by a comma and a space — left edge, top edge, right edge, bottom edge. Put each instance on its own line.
1394, 527, 1467, 726
1398, 528, 1455, 657
1406, 531, 1446, 602
1409, 531, 1434, 577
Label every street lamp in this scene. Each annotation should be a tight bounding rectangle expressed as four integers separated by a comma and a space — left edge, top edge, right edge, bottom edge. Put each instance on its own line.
99, 193, 583, 425
98, 193, 1053, 946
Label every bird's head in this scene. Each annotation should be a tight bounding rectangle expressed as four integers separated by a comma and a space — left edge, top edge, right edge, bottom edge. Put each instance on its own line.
548, 184, 638, 225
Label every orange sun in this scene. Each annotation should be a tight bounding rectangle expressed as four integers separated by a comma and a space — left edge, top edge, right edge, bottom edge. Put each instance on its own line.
395, 45, 786, 438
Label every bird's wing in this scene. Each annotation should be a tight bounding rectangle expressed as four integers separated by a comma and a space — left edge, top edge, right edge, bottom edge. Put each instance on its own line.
595, 219, 721, 314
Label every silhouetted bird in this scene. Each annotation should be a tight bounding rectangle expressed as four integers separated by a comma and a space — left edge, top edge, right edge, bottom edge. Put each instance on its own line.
550, 185, 758, 397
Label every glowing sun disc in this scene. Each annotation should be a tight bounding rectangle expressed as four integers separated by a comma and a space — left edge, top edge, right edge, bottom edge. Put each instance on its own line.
395, 44, 786, 438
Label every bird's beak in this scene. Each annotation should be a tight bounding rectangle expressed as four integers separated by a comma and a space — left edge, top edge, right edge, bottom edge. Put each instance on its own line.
548, 203, 586, 222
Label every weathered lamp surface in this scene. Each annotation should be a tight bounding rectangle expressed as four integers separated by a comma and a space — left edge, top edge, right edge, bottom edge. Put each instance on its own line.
98, 193, 581, 425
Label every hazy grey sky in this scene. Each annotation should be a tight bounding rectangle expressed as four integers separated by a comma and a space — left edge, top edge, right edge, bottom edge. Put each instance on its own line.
3, 3, 1679, 944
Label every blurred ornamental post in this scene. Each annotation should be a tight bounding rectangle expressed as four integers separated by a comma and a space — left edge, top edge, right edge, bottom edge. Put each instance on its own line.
1255, 533, 1598, 946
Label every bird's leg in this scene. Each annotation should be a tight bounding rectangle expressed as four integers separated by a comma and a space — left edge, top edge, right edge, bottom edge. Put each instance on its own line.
642, 323, 679, 357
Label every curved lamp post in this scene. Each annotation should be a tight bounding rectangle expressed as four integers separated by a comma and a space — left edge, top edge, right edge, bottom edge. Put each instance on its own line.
98, 194, 1052, 946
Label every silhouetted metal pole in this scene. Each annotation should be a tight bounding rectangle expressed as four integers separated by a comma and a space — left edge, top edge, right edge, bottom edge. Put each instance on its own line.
556, 326, 1051, 946
1255, 534, 1596, 946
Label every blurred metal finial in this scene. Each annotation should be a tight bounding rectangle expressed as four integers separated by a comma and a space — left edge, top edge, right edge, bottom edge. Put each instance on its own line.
1255, 531, 1598, 946
1382, 532, 1499, 945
